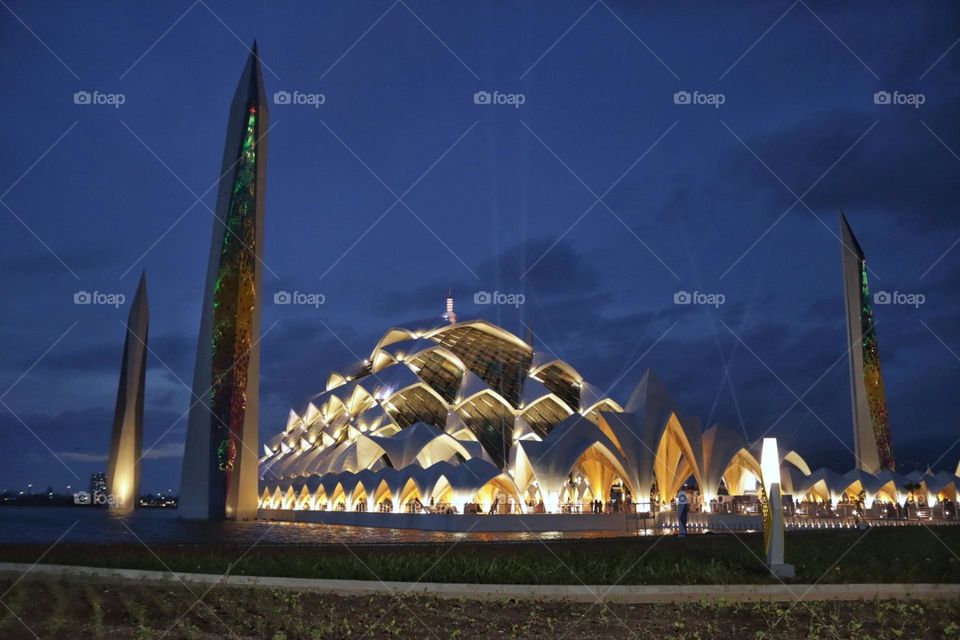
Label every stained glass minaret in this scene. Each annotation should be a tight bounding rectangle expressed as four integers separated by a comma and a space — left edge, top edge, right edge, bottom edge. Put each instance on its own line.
179, 44, 268, 520
840, 212, 895, 474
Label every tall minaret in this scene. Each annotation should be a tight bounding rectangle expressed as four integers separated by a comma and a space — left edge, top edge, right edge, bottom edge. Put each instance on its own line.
840, 212, 895, 473
179, 44, 268, 520
106, 272, 148, 511
442, 288, 456, 324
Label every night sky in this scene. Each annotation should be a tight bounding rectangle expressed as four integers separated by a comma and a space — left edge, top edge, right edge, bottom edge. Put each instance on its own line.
2, 1, 958, 495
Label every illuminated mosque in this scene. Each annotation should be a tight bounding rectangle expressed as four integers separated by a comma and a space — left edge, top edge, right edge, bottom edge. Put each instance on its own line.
98, 47, 958, 531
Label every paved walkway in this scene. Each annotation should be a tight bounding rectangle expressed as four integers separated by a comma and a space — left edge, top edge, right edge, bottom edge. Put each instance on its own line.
0, 562, 957, 603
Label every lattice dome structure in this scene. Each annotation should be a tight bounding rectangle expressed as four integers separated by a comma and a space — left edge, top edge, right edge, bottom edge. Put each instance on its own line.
258, 309, 960, 517
258, 314, 636, 512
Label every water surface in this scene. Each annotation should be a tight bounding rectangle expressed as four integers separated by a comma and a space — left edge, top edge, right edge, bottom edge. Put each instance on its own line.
0, 507, 624, 546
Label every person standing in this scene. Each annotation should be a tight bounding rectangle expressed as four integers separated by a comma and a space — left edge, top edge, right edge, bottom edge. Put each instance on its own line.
676, 485, 690, 537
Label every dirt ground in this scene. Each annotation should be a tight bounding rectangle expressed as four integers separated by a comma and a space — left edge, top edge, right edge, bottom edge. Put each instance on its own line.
1, 578, 958, 639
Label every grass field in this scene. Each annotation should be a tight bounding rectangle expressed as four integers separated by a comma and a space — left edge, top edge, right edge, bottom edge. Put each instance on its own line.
1, 579, 958, 640
0, 526, 957, 585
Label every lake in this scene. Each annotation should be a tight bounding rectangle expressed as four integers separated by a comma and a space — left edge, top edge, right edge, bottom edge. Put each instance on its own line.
0, 507, 621, 545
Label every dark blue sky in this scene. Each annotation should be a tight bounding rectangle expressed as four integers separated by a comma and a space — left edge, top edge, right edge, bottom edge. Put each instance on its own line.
2, 1, 958, 494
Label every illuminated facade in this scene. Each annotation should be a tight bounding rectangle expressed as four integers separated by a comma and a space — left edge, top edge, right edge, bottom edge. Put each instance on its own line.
258, 298, 958, 524
259, 302, 768, 516
840, 212, 895, 474
106, 274, 148, 511
180, 45, 267, 520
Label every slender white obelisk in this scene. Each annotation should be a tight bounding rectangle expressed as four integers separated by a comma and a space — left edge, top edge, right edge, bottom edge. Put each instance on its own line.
106, 272, 148, 511
179, 44, 268, 520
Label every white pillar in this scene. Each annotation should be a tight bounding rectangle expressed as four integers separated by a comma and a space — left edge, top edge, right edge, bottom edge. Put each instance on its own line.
761, 438, 794, 578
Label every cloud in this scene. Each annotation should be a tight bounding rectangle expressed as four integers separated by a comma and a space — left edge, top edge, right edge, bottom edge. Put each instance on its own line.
57, 451, 107, 462
57, 444, 186, 463
735, 107, 960, 232
39, 341, 121, 373
480, 237, 602, 297
141, 441, 184, 460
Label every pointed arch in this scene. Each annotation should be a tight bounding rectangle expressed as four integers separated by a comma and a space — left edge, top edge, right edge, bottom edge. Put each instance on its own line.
653, 414, 703, 503
313, 486, 328, 510
398, 476, 422, 511
720, 448, 762, 497
373, 328, 418, 352
782, 450, 812, 476
304, 402, 322, 426
346, 385, 375, 416
326, 372, 347, 391
281, 486, 296, 510
582, 398, 624, 428
577, 443, 628, 503
474, 477, 520, 513
270, 487, 283, 509
350, 480, 370, 511
295, 485, 312, 510
372, 479, 395, 512
330, 482, 347, 510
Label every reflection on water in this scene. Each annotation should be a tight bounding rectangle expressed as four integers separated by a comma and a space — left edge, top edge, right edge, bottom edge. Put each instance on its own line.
0, 507, 625, 546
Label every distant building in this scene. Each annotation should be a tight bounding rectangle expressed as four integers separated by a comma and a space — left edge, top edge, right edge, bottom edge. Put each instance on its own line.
90, 472, 107, 505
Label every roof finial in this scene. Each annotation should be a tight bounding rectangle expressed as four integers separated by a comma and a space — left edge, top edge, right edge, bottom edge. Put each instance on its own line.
442, 289, 456, 324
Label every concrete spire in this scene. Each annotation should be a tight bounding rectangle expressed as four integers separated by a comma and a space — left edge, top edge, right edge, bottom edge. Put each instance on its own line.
179, 45, 268, 520
106, 271, 148, 511
840, 211, 895, 473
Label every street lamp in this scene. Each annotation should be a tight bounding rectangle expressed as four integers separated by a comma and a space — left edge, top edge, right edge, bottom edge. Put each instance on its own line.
760, 438, 794, 579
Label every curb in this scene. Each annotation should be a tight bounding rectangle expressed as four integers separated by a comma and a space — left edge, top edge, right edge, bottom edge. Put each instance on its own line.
0, 563, 957, 603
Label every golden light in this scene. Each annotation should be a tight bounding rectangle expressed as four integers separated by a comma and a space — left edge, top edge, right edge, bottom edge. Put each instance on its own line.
760, 437, 780, 495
